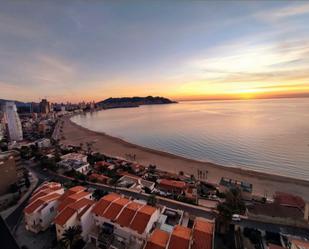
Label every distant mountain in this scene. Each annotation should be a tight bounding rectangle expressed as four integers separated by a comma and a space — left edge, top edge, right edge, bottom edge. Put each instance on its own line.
97, 96, 177, 109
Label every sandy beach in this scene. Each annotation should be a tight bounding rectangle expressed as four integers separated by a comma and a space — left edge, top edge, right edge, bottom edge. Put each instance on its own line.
61, 116, 309, 201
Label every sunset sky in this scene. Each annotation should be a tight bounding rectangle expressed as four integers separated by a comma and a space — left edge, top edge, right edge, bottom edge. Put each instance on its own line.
1, 1, 309, 102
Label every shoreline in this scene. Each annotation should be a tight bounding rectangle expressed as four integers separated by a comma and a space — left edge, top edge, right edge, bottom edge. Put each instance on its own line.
61, 116, 309, 200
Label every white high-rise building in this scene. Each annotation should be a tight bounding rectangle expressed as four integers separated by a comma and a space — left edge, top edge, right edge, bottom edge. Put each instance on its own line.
5, 102, 23, 141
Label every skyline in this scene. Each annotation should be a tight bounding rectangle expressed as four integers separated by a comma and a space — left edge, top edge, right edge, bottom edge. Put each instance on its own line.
1, 1, 309, 102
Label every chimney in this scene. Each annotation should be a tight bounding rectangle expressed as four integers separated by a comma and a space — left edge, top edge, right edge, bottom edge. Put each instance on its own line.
304, 202, 309, 221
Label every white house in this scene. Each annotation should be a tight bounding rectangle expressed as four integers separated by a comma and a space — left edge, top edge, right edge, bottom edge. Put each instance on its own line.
54, 198, 95, 241
24, 182, 64, 233
90, 193, 160, 248
61, 153, 88, 162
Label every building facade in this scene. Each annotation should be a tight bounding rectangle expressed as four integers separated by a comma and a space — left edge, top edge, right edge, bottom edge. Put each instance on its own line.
4, 102, 23, 141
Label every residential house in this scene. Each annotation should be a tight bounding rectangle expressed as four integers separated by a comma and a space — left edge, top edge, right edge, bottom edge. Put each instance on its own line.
24, 182, 64, 233
158, 179, 187, 195
88, 173, 111, 185
90, 193, 160, 249
144, 229, 170, 249
167, 225, 192, 249
191, 218, 215, 249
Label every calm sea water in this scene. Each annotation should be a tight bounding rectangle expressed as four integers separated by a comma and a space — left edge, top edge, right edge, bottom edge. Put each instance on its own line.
72, 98, 309, 180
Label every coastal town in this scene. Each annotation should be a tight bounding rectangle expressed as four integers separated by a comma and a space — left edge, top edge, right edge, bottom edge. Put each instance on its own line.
0, 98, 309, 249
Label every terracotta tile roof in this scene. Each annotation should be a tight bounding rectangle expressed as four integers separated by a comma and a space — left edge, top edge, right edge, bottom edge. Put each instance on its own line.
68, 186, 86, 193
268, 244, 284, 249
69, 191, 90, 200
77, 204, 93, 219
89, 173, 110, 183
192, 218, 214, 249
69, 198, 94, 210
129, 205, 157, 234
115, 202, 143, 227
145, 229, 170, 249
24, 199, 45, 214
58, 191, 90, 212
24, 193, 61, 214
55, 198, 94, 227
291, 239, 309, 248
102, 198, 130, 220
274, 192, 305, 210
40, 193, 62, 202
247, 203, 303, 219
58, 186, 86, 202
159, 179, 186, 189
167, 225, 191, 249
54, 207, 76, 226
92, 193, 120, 217
33, 182, 60, 195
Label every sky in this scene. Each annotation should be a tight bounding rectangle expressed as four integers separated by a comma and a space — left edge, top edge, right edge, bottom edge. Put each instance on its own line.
1, 0, 309, 103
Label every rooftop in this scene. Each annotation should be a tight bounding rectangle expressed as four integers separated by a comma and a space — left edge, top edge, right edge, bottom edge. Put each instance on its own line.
274, 192, 305, 210
167, 225, 191, 249
248, 203, 304, 220
291, 239, 309, 249
268, 244, 284, 249
129, 205, 157, 234
25, 193, 61, 214
55, 198, 94, 226
192, 218, 214, 249
159, 179, 187, 189
115, 201, 143, 227
92, 193, 120, 217
145, 229, 170, 249
102, 197, 131, 220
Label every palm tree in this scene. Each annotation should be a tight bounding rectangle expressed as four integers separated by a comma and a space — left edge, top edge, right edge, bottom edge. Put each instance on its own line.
147, 194, 157, 207
217, 188, 245, 233
61, 226, 82, 249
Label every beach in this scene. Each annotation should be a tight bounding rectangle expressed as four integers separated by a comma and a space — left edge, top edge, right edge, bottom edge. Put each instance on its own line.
61, 116, 309, 201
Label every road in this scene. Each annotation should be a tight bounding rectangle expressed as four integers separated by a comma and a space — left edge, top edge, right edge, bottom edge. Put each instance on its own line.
5, 178, 42, 231
233, 219, 309, 240
29, 164, 216, 220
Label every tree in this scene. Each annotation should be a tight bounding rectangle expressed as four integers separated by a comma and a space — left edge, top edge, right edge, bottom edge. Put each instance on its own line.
93, 189, 108, 201
147, 194, 157, 207
61, 226, 82, 249
217, 188, 245, 233
25, 176, 31, 188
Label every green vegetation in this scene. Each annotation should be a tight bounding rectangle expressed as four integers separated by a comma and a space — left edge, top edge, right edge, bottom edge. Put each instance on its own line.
87, 152, 106, 165
93, 189, 108, 201
147, 194, 157, 206
61, 226, 82, 249
217, 188, 246, 232
40, 156, 58, 171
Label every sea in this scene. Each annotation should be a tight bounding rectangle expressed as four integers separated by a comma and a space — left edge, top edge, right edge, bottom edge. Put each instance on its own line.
71, 98, 309, 180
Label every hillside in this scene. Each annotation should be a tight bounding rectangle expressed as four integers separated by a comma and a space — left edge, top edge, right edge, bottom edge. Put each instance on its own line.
97, 96, 176, 109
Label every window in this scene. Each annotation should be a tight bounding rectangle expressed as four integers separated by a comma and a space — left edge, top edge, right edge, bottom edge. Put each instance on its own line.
50, 206, 54, 213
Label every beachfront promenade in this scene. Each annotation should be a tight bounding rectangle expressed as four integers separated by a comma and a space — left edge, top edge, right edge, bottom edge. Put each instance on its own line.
60, 117, 309, 201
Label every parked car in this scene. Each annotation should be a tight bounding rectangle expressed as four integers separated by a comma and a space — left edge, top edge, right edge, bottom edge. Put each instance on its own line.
232, 214, 241, 221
